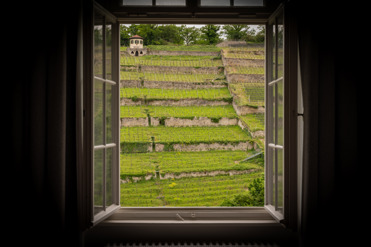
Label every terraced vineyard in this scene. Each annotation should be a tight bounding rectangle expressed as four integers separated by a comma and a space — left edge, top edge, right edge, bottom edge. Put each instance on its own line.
120, 43, 265, 207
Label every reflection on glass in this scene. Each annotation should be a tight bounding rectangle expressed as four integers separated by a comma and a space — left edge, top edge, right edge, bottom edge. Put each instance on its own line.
94, 12, 103, 78
106, 148, 113, 206
156, 0, 186, 6
277, 81, 284, 146
277, 14, 284, 79
122, 0, 152, 5
106, 23, 112, 80
277, 148, 284, 213
201, 0, 230, 6
234, 0, 264, 6
94, 79, 104, 145
94, 149, 104, 215
106, 84, 113, 144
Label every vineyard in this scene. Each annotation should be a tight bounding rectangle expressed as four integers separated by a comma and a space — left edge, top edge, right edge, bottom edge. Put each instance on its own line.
120, 43, 265, 207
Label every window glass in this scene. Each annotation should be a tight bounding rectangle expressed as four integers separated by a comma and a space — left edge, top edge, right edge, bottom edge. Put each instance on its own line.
156, 0, 186, 6
94, 13, 103, 78
106, 148, 114, 206
94, 79, 104, 145
122, 0, 152, 6
234, 0, 264, 6
277, 148, 284, 213
277, 81, 284, 146
94, 149, 104, 215
106, 23, 113, 80
106, 83, 113, 144
201, 0, 230, 6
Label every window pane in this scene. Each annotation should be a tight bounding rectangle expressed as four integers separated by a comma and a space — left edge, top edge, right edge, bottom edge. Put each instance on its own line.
94, 149, 104, 215
156, 0, 185, 6
201, 0, 230, 6
277, 14, 284, 79
106, 148, 114, 206
106, 23, 113, 80
94, 12, 103, 78
106, 84, 113, 144
267, 84, 275, 144
122, 0, 152, 6
277, 81, 284, 146
234, 0, 264, 6
277, 148, 284, 213
94, 79, 104, 145
271, 147, 276, 207
272, 23, 276, 79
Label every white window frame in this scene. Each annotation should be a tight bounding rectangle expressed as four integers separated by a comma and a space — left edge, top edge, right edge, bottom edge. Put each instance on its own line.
83, 1, 298, 231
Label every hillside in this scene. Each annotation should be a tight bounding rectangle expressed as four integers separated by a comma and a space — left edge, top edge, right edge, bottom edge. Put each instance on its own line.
119, 44, 265, 207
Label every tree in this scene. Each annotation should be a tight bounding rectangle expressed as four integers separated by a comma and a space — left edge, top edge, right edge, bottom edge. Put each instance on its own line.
199, 24, 221, 45
222, 24, 250, 41
254, 25, 265, 43
156, 25, 183, 45
120, 24, 140, 46
220, 178, 264, 206
179, 25, 200, 45
137, 24, 159, 45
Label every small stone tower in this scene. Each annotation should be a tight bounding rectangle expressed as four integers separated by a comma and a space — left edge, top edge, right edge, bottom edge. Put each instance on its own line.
127, 35, 147, 56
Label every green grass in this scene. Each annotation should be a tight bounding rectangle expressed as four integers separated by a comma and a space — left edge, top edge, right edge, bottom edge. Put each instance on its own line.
120, 71, 226, 83
120, 171, 264, 207
120, 87, 232, 101
121, 54, 223, 67
120, 105, 237, 119
120, 150, 263, 178
239, 114, 264, 132
120, 125, 251, 144
226, 66, 264, 75
229, 83, 264, 107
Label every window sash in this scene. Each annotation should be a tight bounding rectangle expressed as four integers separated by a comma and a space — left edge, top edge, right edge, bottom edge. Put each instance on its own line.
92, 1, 120, 224
265, 7, 284, 221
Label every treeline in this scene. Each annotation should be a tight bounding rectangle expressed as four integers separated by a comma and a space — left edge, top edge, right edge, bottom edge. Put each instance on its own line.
120, 24, 264, 46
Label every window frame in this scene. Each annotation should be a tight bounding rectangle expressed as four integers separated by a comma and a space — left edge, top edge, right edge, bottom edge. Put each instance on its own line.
83, 0, 298, 230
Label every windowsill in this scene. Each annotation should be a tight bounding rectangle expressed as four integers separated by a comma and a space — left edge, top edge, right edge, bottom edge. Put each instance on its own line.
84, 207, 296, 246
99, 207, 281, 226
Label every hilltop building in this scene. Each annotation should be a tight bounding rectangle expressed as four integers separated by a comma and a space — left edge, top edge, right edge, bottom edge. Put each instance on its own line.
127, 35, 147, 56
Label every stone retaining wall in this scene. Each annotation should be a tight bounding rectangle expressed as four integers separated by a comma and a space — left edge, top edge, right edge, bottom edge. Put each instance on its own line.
222, 56, 264, 67
120, 117, 238, 127
147, 50, 220, 56
232, 102, 265, 115
120, 80, 226, 89
140, 65, 223, 74
226, 73, 264, 83
121, 141, 257, 153
121, 98, 230, 106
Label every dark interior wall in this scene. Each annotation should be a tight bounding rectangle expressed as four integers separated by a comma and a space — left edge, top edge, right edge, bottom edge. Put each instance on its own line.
8, 0, 361, 246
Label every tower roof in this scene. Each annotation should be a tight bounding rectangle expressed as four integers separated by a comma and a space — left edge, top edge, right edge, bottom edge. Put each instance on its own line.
129, 35, 143, 39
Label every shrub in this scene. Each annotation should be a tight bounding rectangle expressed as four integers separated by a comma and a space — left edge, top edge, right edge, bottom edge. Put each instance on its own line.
220, 177, 264, 206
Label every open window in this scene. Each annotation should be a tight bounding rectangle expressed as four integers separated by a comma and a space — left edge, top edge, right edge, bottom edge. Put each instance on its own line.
87, 0, 297, 229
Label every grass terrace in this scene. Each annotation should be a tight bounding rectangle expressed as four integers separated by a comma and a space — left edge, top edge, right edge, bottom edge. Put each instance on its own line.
120, 126, 251, 144
120, 87, 232, 101
120, 171, 264, 207
120, 105, 237, 119
120, 71, 226, 83
240, 114, 265, 132
120, 150, 263, 178
121, 55, 223, 67
229, 83, 264, 107
226, 66, 264, 75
